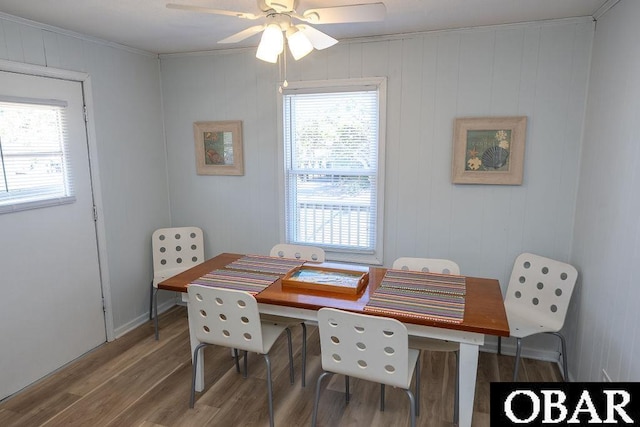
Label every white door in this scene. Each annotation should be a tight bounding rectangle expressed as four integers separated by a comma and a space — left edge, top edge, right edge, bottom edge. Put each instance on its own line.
0, 71, 106, 399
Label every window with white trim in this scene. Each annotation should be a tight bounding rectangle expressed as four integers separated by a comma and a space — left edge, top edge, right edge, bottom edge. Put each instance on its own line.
281, 78, 386, 264
0, 97, 74, 213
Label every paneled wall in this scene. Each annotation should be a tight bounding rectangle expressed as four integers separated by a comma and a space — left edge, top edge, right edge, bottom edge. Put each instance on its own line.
569, 0, 640, 381
160, 18, 594, 359
0, 14, 170, 335
6, 8, 630, 383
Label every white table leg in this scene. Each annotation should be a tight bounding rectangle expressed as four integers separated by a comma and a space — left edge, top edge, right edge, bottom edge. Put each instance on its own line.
458, 342, 479, 427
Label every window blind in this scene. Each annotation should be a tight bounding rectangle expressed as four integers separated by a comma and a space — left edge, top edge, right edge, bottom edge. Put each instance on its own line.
283, 89, 379, 253
0, 97, 75, 213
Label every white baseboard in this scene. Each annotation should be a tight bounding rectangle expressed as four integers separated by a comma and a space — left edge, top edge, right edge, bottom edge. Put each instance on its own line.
481, 341, 560, 363
481, 340, 570, 380
112, 297, 179, 339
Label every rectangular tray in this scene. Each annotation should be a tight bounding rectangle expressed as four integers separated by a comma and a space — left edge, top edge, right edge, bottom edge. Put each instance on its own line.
281, 265, 369, 295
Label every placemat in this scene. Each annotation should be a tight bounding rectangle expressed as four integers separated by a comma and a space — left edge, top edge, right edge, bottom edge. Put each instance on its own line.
365, 288, 465, 323
364, 269, 466, 323
190, 269, 279, 295
225, 254, 305, 275
379, 269, 466, 296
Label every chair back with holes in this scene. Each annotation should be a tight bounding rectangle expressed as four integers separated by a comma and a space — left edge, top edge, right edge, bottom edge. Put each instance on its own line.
187, 285, 266, 354
270, 243, 325, 263
505, 253, 578, 331
392, 257, 460, 275
317, 307, 411, 389
152, 226, 204, 285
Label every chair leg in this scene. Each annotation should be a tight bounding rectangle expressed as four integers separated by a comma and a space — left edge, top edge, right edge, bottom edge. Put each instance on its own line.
153, 287, 159, 341
312, 371, 333, 427
498, 336, 502, 355
149, 280, 154, 321
301, 322, 307, 387
190, 342, 208, 408
380, 384, 385, 411
234, 348, 240, 373
549, 331, 569, 381
513, 337, 522, 381
345, 375, 350, 403
403, 388, 417, 427
286, 327, 294, 384
243, 350, 248, 379
453, 350, 459, 423
262, 354, 275, 427
415, 351, 420, 417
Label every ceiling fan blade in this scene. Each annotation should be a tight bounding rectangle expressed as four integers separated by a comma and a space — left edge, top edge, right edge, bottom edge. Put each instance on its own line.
300, 3, 386, 24
218, 25, 265, 44
166, 3, 262, 20
296, 25, 338, 50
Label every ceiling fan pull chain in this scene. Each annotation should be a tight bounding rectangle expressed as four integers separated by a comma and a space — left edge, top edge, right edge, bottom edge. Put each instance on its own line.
278, 47, 288, 93
282, 44, 289, 88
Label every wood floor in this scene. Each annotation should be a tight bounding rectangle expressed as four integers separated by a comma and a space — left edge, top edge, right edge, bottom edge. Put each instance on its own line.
0, 306, 562, 427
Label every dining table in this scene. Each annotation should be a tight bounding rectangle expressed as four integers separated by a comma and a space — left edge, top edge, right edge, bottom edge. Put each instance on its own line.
158, 252, 510, 427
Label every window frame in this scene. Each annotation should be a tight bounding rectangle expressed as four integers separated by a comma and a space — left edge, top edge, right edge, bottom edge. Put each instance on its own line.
277, 77, 387, 265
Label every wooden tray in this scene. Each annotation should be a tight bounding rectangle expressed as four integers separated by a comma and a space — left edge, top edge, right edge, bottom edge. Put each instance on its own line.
282, 265, 369, 295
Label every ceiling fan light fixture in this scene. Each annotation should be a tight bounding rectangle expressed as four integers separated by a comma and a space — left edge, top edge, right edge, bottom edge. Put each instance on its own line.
286, 27, 314, 60
256, 23, 284, 63
168, 1, 386, 62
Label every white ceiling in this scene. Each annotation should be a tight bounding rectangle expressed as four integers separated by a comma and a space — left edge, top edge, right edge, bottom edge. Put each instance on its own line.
0, 0, 611, 55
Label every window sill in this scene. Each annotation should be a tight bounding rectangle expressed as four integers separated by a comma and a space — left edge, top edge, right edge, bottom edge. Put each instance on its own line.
326, 251, 383, 266
0, 196, 76, 214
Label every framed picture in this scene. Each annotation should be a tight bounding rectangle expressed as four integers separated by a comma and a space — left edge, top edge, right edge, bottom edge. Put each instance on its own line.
194, 120, 244, 175
452, 116, 527, 185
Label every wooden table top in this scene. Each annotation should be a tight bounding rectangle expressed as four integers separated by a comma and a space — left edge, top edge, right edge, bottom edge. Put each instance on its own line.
158, 252, 510, 337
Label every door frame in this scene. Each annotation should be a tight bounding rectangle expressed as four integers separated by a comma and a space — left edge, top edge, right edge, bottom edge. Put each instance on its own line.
0, 58, 115, 341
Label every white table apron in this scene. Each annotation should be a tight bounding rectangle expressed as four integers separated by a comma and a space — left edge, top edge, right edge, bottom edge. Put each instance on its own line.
184, 294, 482, 427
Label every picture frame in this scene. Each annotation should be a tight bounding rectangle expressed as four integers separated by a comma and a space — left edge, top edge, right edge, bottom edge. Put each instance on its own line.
452, 116, 527, 185
193, 120, 244, 176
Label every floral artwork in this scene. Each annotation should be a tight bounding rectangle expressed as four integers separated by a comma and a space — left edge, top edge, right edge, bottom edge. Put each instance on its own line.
465, 129, 512, 171
194, 121, 244, 175
203, 131, 234, 165
452, 117, 526, 185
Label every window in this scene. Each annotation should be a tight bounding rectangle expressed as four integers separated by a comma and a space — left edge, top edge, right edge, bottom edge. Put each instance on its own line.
0, 97, 74, 213
280, 78, 386, 264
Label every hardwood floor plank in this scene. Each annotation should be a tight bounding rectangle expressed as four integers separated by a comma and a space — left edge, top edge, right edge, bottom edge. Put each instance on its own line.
42, 329, 192, 426
0, 409, 22, 425
106, 362, 218, 427
521, 357, 563, 382
3, 306, 187, 419
0, 306, 563, 427
497, 352, 517, 382
474, 351, 498, 415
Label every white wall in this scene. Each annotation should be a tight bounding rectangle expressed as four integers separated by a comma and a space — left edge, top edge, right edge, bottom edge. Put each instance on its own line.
0, 15, 170, 336
161, 19, 594, 358
569, 0, 640, 381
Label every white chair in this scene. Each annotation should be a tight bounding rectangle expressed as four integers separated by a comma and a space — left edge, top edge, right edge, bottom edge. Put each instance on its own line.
312, 308, 421, 427
392, 257, 461, 424
187, 284, 294, 427
498, 252, 578, 381
270, 243, 325, 262
150, 226, 204, 340
393, 257, 459, 275
263, 243, 325, 386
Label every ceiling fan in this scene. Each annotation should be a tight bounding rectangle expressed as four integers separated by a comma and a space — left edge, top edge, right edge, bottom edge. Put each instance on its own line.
166, 0, 386, 63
